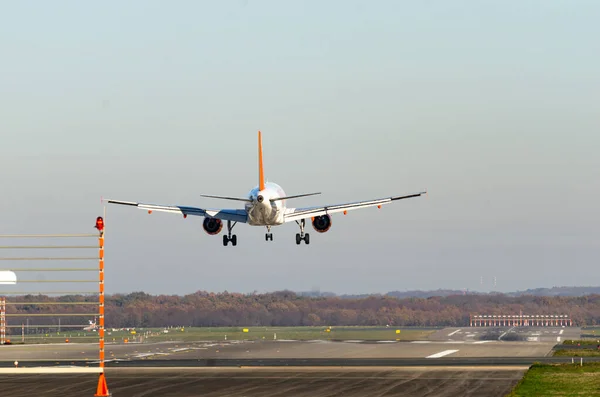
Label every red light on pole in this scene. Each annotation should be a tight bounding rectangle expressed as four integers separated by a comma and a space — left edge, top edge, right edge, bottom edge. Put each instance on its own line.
95, 217, 104, 232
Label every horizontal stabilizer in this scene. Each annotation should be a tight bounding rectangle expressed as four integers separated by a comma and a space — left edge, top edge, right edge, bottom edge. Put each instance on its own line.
270, 192, 321, 202
200, 194, 252, 202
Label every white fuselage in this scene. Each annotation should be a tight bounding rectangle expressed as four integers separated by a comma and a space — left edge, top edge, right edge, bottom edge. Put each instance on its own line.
245, 182, 287, 226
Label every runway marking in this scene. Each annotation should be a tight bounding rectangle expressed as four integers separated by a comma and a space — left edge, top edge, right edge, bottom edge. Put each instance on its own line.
108, 375, 527, 380
426, 349, 459, 358
411, 341, 431, 344
134, 353, 169, 358
0, 342, 100, 347
473, 341, 493, 344
447, 329, 461, 337
499, 326, 516, 341
0, 367, 103, 374
557, 337, 561, 342
559, 330, 564, 335
444, 341, 465, 344
170, 348, 192, 352
88, 359, 127, 364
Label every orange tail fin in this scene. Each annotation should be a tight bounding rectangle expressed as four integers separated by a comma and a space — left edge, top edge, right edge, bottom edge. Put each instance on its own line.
258, 130, 266, 191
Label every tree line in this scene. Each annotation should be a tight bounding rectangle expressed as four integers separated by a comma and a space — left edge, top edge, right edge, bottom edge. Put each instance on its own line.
3, 290, 600, 330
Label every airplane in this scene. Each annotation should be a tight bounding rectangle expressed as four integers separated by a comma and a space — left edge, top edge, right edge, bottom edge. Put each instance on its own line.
84, 318, 97, 332
105, 131, 426, 246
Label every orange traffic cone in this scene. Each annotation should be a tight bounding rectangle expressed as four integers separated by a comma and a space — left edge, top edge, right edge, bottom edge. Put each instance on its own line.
94, 372, 110, 396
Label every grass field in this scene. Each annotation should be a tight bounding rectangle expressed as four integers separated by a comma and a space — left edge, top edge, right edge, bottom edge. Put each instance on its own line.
563, 339, 600, 345
506, 363, 600, 396
553, 339, 600, 357
554, 349, 600, 357
4, 326, 439, 344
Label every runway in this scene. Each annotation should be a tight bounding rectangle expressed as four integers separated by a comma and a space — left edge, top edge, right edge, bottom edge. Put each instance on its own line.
0, 339, 554, 363
0, 327, 582, 396
0, 367, 528, 397
2, 356, 598, 368
0, 329, 566, 363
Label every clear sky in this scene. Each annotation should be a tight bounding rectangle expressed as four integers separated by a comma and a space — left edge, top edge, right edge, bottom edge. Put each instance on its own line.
1, 1, 599, 295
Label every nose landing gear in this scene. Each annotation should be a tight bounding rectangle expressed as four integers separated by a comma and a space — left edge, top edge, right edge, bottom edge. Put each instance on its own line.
265, 226, 273, 241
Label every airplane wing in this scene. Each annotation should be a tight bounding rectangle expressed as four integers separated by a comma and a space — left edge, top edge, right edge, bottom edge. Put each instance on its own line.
105, 199, 248, 223
283, 192, 426, 223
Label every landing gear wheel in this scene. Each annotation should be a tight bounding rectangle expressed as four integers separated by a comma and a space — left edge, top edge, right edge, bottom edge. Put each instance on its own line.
295, 219, 311, 245
265, 226, 273, 242
223, 220, 238, 247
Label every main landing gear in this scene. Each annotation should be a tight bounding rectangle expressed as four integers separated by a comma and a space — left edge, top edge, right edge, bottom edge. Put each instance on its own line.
265, 226, 273, 241
223, 220, 237, 246
295, 219, 310, 245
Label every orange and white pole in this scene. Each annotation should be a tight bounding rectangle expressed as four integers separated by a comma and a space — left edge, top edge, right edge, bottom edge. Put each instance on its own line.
98, 230, 105, 368
94, 212, 110, 397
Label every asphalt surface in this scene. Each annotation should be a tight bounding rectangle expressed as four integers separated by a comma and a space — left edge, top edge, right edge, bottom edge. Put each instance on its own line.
2, 356, 599, 368
0, 327, 585, 396
0, 337, 557, 363
0, 367, 528, 397
429, 326, 582, 343
0, 327, 575, 363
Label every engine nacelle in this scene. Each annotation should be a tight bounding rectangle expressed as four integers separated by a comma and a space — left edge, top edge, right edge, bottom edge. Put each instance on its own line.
312, 215, 332, 233
203, 218, 223, 235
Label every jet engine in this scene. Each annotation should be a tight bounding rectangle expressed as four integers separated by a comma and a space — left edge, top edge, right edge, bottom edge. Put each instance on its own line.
311, 215, 332, 233
203, 218, 223, 235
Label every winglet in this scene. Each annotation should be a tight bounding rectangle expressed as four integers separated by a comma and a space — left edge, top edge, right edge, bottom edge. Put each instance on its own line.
258, 130, 266, 191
